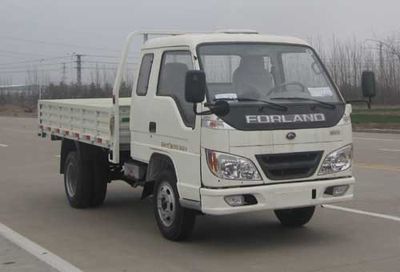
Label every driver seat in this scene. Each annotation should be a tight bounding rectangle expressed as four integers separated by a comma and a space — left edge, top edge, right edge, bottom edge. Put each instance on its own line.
233, 56, 274, 97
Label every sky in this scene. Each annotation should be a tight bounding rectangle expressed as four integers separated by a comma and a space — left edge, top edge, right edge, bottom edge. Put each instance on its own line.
1, 0, 400, 84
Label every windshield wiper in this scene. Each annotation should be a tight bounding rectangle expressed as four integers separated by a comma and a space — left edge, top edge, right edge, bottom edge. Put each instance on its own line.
214, 97, 287, 111
270, 97, 336, 109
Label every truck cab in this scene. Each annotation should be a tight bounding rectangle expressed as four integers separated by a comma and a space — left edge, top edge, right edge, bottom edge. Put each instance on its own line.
131, 32, 353, 215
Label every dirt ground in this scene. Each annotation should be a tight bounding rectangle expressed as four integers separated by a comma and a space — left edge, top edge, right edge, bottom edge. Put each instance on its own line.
0, 105, 37, 118
353, 123, 400, 130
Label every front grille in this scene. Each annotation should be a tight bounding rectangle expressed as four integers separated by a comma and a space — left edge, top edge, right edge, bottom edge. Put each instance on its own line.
255, 151, 323, 180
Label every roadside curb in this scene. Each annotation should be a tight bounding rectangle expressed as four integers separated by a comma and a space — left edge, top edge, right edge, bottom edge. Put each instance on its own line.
353, 128, 400, 134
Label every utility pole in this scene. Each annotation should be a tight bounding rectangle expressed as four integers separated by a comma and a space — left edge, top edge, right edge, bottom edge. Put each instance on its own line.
379, 42, 384, 73
61, 62, 67, 84
38, 59, 44, 100
75, 54, 82, 86
95, 63, 100, 87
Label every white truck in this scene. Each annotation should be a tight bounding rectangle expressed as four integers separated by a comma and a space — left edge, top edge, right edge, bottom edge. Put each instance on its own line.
38, 30, 373, 241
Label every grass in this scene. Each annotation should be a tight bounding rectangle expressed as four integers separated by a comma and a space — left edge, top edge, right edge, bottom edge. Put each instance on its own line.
351, 114, 400, 124
351, 107, 400, 129
353, 108, 400, 113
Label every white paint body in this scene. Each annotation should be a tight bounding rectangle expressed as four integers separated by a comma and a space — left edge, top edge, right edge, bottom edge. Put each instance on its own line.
39, 98, 131, 150
39, 32, 355, 215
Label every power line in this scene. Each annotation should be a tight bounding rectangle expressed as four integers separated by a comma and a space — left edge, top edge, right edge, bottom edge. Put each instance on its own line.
81, 66, 136, 69
0, 55, 73, 66
0, 61, 74, 70
84, 54, 120, 59
84, 60, 137, 65
0, 68, 62, 74
85, 54, 139, 60
0, 35, 120, 53
0, 49, 51, 57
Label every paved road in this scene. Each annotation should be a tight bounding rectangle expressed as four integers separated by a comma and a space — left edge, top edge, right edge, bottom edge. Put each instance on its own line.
0, 117, 399, 272
0, 235, 57, 272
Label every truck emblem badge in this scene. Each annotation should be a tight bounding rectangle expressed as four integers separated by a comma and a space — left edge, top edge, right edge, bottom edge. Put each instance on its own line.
245, 113, 326, 124
286, 132, 296, 140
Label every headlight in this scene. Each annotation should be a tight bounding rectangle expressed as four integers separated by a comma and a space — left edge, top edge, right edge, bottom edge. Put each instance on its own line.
206, 149, 262, 180
319, 145, 353, 175
202, 115, 233, 129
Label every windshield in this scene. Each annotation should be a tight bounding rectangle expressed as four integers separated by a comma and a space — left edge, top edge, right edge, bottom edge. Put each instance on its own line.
197, 43, 342, 104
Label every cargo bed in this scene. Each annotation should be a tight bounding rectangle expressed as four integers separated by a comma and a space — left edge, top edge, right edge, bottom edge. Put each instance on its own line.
38, 98, 131, 150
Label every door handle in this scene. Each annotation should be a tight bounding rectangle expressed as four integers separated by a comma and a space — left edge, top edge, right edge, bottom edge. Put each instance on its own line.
149, 122, 156, 133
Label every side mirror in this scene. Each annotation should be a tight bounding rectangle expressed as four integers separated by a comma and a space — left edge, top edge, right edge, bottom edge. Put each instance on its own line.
208, 100, 230, 116
185, 70, 206, 103
361, 71, 376, 98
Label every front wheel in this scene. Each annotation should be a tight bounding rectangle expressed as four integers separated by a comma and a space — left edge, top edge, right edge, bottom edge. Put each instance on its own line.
274, 206, 315, 227
153, 170, 196, 241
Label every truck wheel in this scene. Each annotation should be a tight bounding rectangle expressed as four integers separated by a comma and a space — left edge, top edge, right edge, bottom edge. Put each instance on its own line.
64, 151, 93, 208
153, 170, 196, 241
90, 156, 108, 207
274, 206, 315, 227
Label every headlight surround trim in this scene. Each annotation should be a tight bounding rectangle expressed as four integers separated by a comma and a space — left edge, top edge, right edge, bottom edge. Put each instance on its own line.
319, 144, 353, 175
205, 149, 262, 181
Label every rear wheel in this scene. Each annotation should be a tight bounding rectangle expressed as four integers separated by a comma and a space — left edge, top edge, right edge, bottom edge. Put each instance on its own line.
274, 206, 315, 227
64, 151, 92, 208
90, 154, 108, 207
153, 170, 196, 241
64, 149, 108, 208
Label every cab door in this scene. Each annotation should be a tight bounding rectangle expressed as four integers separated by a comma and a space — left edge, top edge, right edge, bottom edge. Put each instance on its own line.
131, 48, 202, 201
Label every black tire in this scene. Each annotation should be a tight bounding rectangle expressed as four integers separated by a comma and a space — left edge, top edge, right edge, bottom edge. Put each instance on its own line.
274, 206, 315, 227
90, 154, 108, 207
63, 151, 93, 208
153, 170, 196, 241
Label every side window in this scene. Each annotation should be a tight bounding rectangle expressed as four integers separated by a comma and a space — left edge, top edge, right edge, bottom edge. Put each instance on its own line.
157, 51, 195, 128
136, 53, 154, 96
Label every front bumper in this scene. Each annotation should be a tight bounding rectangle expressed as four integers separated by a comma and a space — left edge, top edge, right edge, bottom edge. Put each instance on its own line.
200, 177, 355, 215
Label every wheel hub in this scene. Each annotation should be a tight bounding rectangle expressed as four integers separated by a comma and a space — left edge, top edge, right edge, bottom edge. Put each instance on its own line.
157, 182, 176, 227
66, 162, 77, 197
